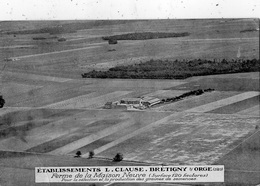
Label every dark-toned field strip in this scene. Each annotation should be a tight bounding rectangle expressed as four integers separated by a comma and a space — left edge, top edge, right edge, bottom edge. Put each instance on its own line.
65, 111, 172, 156
25, 119, 123, 153
0, 109, 84, 139
68, 124, 142, 155
6, 83, 93, 107
215, 130, 260, 185
0, 108, 83, 124
25, 111, 171, 155
208, 95, 260, 114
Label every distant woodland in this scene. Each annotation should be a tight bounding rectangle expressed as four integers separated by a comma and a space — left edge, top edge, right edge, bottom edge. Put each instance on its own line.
82, 59, 260, 79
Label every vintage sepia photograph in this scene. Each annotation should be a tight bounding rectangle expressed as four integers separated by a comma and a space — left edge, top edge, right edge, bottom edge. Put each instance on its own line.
0, 0, 259, 185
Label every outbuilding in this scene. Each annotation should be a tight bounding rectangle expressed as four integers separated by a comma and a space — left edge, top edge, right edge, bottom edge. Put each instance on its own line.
141, 97, 161, 107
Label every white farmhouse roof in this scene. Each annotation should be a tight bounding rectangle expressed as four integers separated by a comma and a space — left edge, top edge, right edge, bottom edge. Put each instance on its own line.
142, 97, 161, 103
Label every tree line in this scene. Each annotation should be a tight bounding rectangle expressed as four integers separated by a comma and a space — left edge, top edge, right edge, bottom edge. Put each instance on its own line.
82, 58, 260, 79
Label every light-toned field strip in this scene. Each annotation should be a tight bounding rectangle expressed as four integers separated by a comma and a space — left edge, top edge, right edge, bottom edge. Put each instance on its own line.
85, 79, 186, 89
48, 119, 136, 155
82, 56, 149, 69
43, 91, 131, 109
82, 112, 181, 157
236, 105, 260, 116
10, 42, 104, 59
0, 114, 97, 152
196, 72, 259, 80
0, 45, 34, 49
142, 90, 171, 97
123, 37, 259, 45
177, 37, 258, 42
184, 91, 260, 113
4, 71, 72, 83
67, 36, 100, 41
0, 107, 33, 117
143, 90, 188, 98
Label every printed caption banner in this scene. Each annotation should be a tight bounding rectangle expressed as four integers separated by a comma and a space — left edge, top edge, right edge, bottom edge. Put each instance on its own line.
36, 165, 224, 183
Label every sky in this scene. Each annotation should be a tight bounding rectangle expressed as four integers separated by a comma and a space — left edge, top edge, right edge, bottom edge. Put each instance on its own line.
0, 0, 259, 20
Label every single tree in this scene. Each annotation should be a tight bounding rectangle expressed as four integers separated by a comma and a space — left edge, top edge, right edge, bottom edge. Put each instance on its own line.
113, 153, 123, 162
75, 151, 82, 158
88, 151, 94, 159
0, 95, 5, 108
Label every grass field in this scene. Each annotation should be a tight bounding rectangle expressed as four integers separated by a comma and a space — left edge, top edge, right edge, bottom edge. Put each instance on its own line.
0, 19, 259, 186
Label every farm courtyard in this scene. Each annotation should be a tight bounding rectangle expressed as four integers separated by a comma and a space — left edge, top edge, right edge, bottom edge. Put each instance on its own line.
0, 19, 259, 186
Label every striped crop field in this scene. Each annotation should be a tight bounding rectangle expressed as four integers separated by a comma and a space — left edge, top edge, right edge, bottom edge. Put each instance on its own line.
0, 73, 259, 163
0, 19, 259, 186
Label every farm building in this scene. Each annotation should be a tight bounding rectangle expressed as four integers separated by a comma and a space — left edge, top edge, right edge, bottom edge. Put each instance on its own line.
141, 97, 161, 107
120, 98, 142, 106
104, 97, 161, 109
120, 97, 161, 107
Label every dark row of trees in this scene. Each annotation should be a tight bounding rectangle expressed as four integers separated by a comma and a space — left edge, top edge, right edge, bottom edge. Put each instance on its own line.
162, 88, 214, 103
82, 59, 260, 79
75, 150, 123, 162
240, 28, 258, 33
102, 32, 190, 41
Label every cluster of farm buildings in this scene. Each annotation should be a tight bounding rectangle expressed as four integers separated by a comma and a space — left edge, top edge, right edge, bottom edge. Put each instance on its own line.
104, 97, 161, 110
